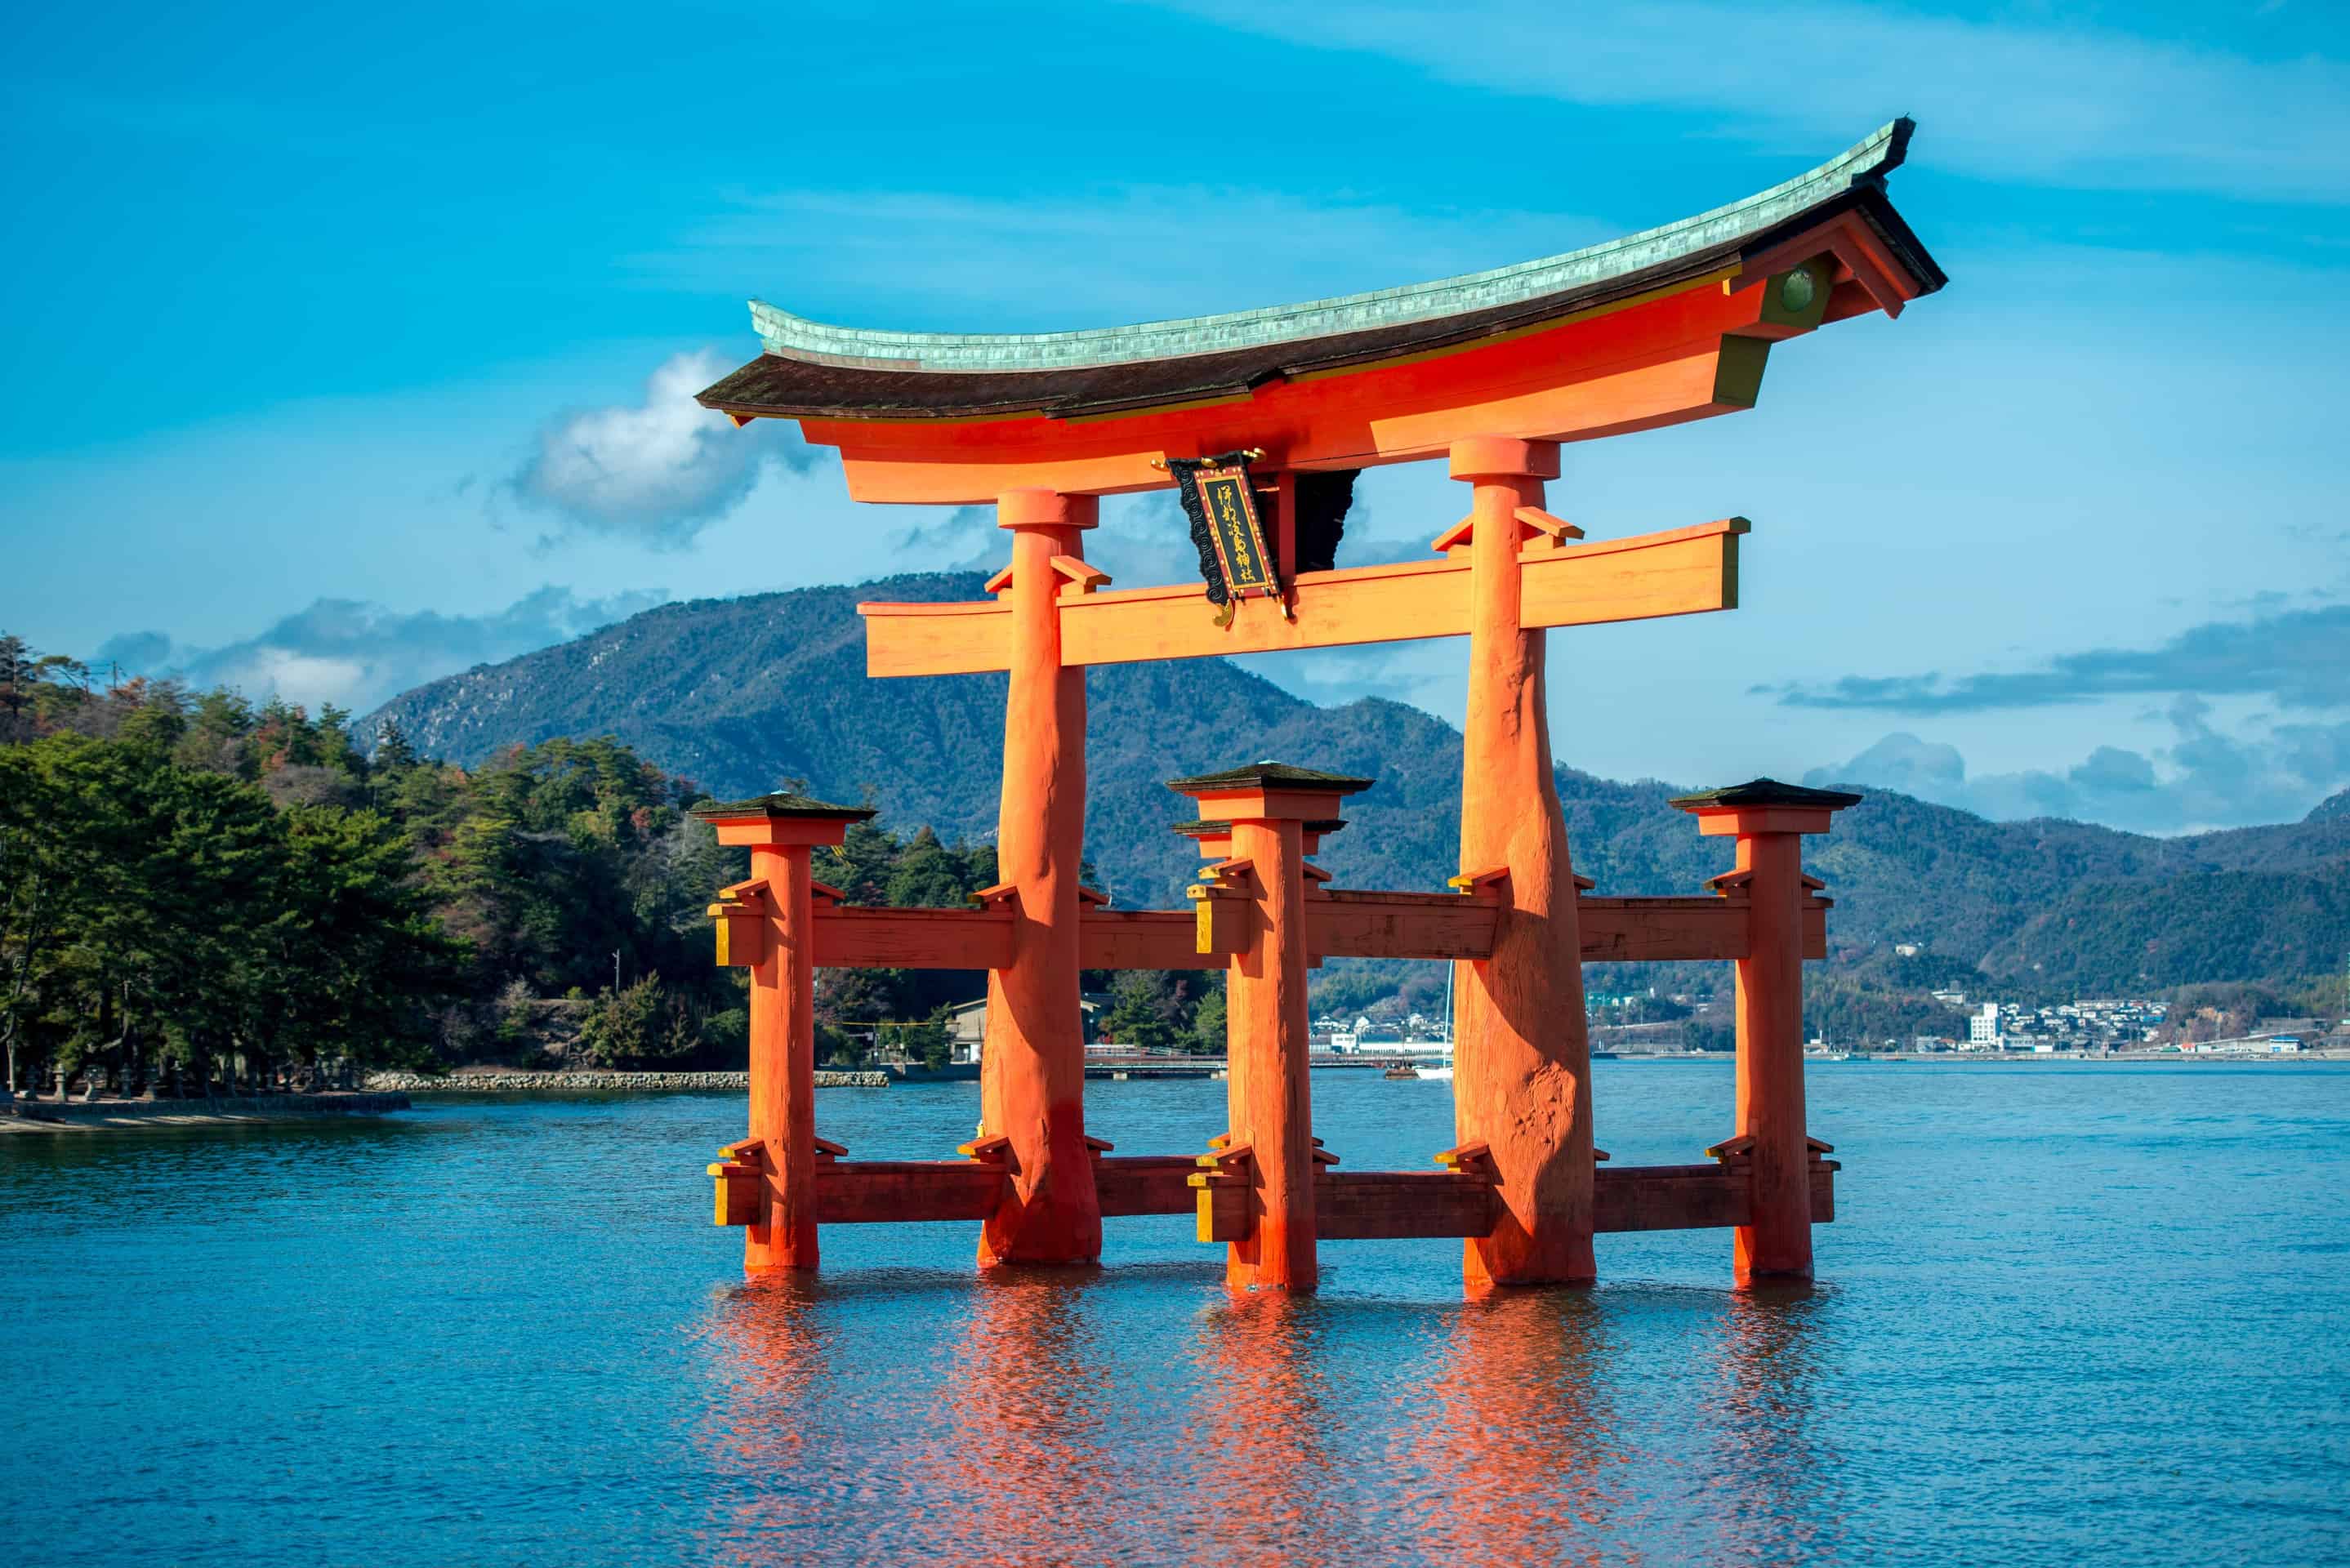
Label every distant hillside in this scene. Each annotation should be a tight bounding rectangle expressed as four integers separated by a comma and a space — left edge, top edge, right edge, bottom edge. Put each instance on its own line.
368, 575, 2350, 996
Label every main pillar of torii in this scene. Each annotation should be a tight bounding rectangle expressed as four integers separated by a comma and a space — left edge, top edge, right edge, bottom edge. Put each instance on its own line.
1445, 436, 1595, 1289
974, 488, 1104, 1266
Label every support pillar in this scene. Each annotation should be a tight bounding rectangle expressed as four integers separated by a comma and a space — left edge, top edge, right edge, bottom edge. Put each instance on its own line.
693, 793, 874, 1276
1445, 435, 1594, 1290
978, 487, 1103, 1266
1171, 763, 1371, 1292
1672, 779, 1860, 1284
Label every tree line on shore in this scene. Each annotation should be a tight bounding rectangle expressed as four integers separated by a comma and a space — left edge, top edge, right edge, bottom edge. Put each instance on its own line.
0, 635, 1039, 1096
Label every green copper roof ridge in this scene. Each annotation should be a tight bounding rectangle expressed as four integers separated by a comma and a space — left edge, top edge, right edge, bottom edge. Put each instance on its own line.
747, 120, 1911, 375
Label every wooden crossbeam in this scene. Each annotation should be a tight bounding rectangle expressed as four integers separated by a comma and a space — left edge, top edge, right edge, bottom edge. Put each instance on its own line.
716, 1157, 1839, 1234
861, 519, 1744, 678
1189, 1162, 1839, 1243
798, 891, 1826, 973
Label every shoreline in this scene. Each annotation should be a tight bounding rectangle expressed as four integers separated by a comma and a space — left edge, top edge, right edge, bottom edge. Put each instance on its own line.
360, 1070, 889, 1093
2, 1091, 413, 1134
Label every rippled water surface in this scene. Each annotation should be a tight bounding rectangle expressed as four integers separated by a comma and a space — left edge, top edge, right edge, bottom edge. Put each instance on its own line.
7, 1063, 2348, 1566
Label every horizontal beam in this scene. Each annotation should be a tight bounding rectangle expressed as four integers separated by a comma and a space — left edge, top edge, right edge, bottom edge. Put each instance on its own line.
812, 906, 1013, 970
862, 520, 1742, 678
1094, 1155, 1201, 1218
1310, 890, 1499, 963
729, 1156, 1837, 1236
1079, 909, 1212, 971
1195, 1162, 1837, 1243
1591, 1162, 1837, 1231
807, 892, 1826, 972
812, 1160, 1003, 1223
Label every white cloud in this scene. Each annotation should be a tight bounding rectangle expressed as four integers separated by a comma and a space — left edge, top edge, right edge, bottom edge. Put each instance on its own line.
98, 586, 668, 716
1807, 699, 2350, 833
514, 350, 814, 546
1150, 1, 2350, 204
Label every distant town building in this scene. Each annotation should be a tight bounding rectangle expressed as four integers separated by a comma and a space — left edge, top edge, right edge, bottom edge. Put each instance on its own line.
1968, 1003, 2001, 1050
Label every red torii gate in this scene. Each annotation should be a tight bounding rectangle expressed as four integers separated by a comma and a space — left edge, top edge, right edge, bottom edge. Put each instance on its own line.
696, 122, 1942, 1291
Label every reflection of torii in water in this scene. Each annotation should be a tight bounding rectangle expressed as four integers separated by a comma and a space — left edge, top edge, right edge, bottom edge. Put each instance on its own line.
693, 120, 1942, 1294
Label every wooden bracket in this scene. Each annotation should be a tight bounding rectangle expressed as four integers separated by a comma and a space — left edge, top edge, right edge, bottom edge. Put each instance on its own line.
1434, 1140, 1495, 1178
966, 882, 1021, 911
1706, 868, 1755, 898
1195, 1142, 1255, 1178
1186, 882, 1250, 956
718, 1136, 765, 1165
1077, 884, 1112, 907
709, 878, 774, 968
1705, 1133, 1756, 1164
1433, 507, 1585, 556
983, 564, 1014, 595
1311, 1144, 1340, 1167
1196, 856, 1256, 892
958, 1133, 1013, 1165
707, 1161, 762, 1227
809, 879, 847, 906
1594, 1147, 1612, 1163
1449, 866, 1512, 902
1514, 506, 1585, 549
813, 1134, 849, 1160
1083, 1134, 1116, 1154
1806, 1135, 1835, 1158
1050, 555, 1111, 597
1301, 861, 1334, 888
716, 876, 773, 907
1572, 872, 1596, 892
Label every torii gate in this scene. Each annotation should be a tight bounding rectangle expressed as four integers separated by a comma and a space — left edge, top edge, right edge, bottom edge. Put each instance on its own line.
695, 122, 1942, 1291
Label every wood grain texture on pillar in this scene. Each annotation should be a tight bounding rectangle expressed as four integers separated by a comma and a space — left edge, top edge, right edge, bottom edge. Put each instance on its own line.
1449, 439, 1596, 1290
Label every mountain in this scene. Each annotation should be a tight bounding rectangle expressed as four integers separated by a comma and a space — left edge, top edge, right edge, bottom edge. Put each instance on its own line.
368, 574, 2350, 996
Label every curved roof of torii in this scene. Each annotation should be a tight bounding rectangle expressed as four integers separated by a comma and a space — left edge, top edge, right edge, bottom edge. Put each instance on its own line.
698, 120, 1943, 425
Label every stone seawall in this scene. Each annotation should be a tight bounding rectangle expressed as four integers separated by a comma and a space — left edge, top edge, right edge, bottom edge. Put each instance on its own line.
361, 1071, 890, 1091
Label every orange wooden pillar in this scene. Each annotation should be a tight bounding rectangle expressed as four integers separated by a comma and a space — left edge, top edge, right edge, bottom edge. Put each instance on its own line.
1672, 780, 1859, 1283
694, 793, 875, 1275
1172, 763, 1371, 1292
1445, 435, 1595, 1290
977, 487, 1104, 1266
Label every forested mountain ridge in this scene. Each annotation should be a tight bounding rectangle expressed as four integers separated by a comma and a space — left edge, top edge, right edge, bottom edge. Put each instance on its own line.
367, 576, 2350, 997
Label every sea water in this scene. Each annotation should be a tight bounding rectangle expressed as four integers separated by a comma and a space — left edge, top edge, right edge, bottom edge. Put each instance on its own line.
5, 1062, 2346, 1566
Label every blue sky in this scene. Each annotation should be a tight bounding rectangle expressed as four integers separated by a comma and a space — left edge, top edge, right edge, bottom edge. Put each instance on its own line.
4, 2, 2347, 833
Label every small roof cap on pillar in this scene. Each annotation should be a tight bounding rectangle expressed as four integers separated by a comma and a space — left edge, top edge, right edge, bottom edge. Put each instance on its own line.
689, 791, 878, 823
1166, 760, 1375, 795
1668, 777, 1862, 813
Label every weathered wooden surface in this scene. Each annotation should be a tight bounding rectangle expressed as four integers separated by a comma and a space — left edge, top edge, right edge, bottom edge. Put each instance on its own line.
1309, 892, 1499, 962
1092, 1155, 1201, 1218
814, 1160, 1005, 1224
1450, 438, 1595, 1290
814, 906, 1014, 970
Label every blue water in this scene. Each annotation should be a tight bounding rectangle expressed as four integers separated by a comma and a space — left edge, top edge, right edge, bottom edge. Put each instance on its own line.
7, 1063, 2348, 1566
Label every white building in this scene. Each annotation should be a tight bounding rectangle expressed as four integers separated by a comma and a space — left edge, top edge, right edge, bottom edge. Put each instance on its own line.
1968, 1003, 2002, 1050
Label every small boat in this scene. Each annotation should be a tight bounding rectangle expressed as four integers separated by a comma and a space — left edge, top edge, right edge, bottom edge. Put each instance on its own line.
1419, 1060, 1455, 1082
1384, 1062, 1420, 1079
